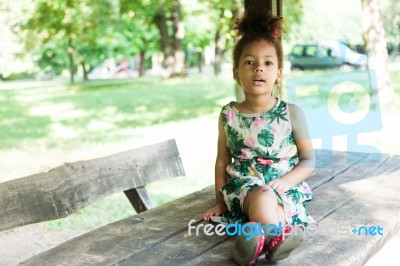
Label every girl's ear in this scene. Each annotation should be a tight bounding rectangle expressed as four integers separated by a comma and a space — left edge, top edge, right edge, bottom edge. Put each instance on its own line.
276, 68, 283, 83
233, 68, 238, 81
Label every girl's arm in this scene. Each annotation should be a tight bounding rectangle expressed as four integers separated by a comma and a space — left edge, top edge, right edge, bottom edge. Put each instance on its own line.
203, 114, 231, 220
268, 104, 315, 194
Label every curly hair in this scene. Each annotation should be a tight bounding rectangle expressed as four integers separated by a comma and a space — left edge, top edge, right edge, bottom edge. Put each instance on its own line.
232, 9, 284, 70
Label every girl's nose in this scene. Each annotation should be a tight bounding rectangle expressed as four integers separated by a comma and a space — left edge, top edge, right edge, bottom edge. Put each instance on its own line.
255, 63, 263, 72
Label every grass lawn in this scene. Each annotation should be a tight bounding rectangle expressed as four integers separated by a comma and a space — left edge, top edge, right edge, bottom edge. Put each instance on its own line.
1, 66, 399, 231
0, 75, 234, 150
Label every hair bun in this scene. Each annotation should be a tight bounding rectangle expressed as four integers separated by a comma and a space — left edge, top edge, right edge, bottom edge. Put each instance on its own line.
234, 9, 283, 40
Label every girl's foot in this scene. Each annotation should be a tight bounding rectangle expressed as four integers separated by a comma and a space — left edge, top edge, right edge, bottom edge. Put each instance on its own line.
230, 222, 265, 266
265, 225, 305, 262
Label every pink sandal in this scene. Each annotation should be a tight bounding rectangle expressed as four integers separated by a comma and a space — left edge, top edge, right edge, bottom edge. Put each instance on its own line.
265, 225, 305, 262
230, 222, 266, 266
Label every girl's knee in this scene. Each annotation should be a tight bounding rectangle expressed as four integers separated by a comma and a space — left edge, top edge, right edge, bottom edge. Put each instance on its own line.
251, 185, 275, 199
257, 185, 274, 195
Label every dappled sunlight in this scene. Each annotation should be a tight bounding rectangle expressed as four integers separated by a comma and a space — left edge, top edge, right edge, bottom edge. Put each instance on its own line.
86, 120, 115, 132
50, 123, 80, 139
30, 102, 77, 117
133, 105, 148, 112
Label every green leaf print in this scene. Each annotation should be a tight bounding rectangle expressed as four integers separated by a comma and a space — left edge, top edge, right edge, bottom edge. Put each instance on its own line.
229, 198, 244, 221
267, 104, 288, 124
255, 163, 267, 175
279, 136, 295, 149
254, 147, 270, 157
227, 125, 245, 152
286, 189, 304, 204
231, 161, 252, 176
224, 178, 251, 195
222, 112, 228, 125
264, 168, 280, 183
257, 129, 274, 147
291, 214, 305, 226
239, 116, 254, 129
288, 158, 296, 168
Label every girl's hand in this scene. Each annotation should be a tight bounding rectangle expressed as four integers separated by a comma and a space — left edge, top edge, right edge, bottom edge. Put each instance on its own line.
268, 178, 291, 195
203, 203, 227, 221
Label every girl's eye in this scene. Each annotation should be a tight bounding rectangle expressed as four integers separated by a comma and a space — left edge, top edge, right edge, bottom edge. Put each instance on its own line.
265, 61, 273, 66
245, 60, 254, 65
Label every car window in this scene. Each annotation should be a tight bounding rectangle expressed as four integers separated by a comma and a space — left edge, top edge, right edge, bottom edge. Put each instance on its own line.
304, 45, 318, 57
320, 46, 333, 57
291, 45, 304, 57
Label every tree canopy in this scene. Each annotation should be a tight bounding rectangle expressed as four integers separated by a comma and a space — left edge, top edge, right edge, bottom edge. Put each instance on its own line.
0, 0, 397, 82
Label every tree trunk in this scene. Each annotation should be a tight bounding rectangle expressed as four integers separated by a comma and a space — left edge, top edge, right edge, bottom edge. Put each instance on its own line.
138, 50, 146, 77
154, 10, 174, 77
197, 49, 203, 73
66, 0, 75, 83
362, 0, 394, 106
233, 0, 244, 102
171, 0, 185, 76
214, 8, 225, 76
81, 61, 89, 80
67, 37, 75, 83
153, 0, 185, 78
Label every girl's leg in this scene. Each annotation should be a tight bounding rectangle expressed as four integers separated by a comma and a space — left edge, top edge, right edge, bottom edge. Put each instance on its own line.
244, 185, 287, 230
230, 185, 287, 265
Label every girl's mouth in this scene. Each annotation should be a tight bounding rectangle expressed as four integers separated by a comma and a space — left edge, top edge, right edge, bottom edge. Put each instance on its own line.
253, 78, 266, 85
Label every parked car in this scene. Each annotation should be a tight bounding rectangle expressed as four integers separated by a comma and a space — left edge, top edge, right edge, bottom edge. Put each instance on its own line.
288, 41, 367, 70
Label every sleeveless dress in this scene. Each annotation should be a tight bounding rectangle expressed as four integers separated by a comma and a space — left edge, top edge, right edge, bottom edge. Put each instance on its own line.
220, 99, 316, 226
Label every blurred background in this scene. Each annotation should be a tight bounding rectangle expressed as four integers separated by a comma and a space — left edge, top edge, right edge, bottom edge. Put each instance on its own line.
0, 0, 399, 264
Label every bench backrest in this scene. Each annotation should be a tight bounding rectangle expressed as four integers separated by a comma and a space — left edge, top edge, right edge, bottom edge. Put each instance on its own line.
0, 139, 185, 232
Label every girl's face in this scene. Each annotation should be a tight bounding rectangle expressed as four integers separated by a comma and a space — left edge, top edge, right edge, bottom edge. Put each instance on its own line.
234, 40, 282, 97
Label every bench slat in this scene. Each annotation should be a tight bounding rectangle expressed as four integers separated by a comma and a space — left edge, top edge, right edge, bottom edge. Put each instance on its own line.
0, 139, 185, 231
284, 173, 400, 265
21, 187, 215, 265
307, 150, 369, 189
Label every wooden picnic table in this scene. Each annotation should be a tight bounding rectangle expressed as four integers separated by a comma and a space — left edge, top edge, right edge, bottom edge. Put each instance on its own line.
19, 149, 400, 266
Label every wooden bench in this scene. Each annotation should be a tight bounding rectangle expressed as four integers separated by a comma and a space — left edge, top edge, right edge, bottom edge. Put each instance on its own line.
0, 139, 184, 236
2, 146, 400, 265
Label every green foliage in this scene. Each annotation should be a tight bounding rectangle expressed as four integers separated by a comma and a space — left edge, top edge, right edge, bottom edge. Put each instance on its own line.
37, 42, 69, 76
287, 0, 364, 45
380, 0, 400, 49
21, 0, 117, 77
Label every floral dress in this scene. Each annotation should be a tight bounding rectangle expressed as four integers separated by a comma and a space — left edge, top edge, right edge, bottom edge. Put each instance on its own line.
220, 99, 316, 226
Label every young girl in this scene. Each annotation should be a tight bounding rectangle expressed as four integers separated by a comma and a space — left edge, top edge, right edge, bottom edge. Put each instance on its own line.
203, 9, 316, 265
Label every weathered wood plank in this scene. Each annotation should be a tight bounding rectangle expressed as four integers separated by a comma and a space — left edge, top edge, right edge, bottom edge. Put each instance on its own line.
21, 187, 215, 266
307, 153, 399, 222
284, 173, 400, 265
182, 155, 400, 265
117, 222, 232, 266
0, 139, 185, 231
307, 150, 369, 189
